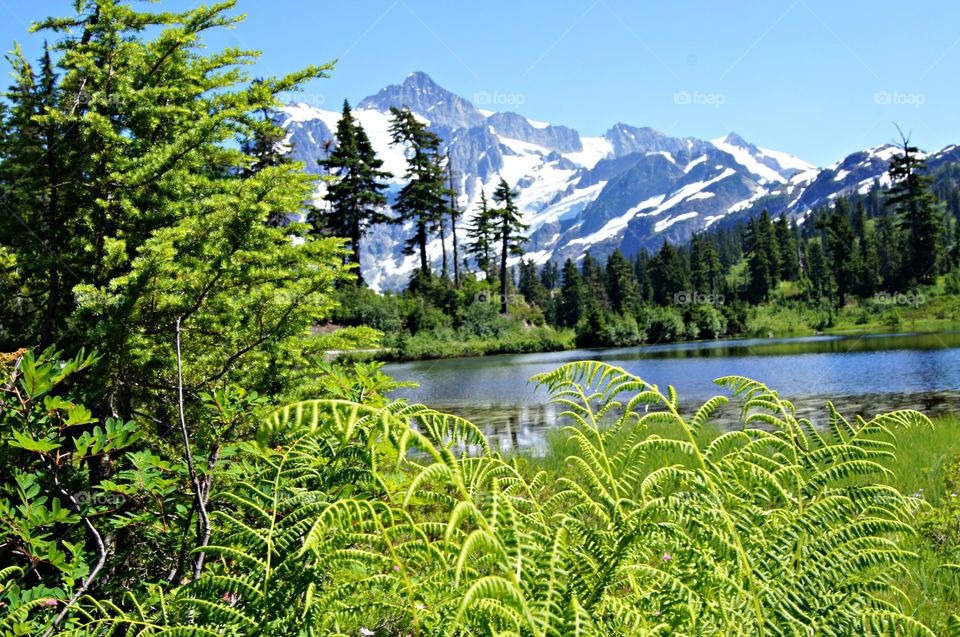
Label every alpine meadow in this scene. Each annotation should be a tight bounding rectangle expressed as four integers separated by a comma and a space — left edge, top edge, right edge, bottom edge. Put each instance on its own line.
4, 2, 960, 636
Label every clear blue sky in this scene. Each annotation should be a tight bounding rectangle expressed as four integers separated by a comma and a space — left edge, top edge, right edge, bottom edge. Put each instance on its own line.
2, 0, 958, 166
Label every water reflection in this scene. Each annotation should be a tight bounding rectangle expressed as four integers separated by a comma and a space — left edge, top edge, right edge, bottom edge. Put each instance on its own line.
385, 331, 960, 453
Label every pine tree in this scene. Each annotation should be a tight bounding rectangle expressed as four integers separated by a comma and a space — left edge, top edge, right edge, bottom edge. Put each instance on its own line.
540, 260, 560, 290
0, 2, 347, 422
650, 241, 689, 306
467, 188, 496, 277
605, 249, 639, 313
581, 252, 609, 310
775, 214, 799, 281
817, 199, 858, 304
875, 211, 904, 290
491, 177, 528, 314
744, 214, 775, 303
316, 100, 392, 285
558, 258, 585, 327
805, 239, 831, 302
518, 259, 548, 309
242, 79, 295, 228
886, 135, 943, 284
389, 106, 447, 278
690, 234, 723, 295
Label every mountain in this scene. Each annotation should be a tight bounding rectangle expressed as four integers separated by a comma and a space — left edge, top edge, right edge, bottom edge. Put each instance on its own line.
278, 72, 952, 290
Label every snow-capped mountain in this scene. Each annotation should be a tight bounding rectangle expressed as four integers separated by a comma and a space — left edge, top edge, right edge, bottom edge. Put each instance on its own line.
278, 72, 954, 290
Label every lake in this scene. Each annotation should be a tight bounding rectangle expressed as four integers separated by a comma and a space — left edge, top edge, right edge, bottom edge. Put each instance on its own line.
383, 331, 960, 454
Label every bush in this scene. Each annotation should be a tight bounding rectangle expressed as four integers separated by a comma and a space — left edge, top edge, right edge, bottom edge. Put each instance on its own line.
640, 305, 686, 342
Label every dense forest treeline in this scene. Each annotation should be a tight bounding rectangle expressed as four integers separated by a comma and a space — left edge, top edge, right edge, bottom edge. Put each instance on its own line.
2, 2, 960, 635
321, 108, 960, 356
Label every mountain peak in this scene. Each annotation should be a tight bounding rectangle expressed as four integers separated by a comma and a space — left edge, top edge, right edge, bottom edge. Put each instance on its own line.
718, 132, 751, 148
403, 70, 439, 89
358, 72, 484, 130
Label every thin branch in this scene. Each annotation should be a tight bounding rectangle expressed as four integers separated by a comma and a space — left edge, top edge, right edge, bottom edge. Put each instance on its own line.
175, 318, 212, 580
41, 470, 107, 637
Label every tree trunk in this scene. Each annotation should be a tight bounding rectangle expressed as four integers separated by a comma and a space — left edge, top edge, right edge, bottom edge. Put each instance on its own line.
418, 220, 429, 276
439, 217, 448, 281
448, 162, 460, 287
500, 221, 509, 315
351, 219, 364, 286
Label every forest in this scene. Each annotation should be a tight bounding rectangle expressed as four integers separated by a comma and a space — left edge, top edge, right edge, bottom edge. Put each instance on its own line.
2, 1, 960, 635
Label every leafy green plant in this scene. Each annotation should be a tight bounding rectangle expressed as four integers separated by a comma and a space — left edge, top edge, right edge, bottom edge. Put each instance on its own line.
48, 362, 957, 635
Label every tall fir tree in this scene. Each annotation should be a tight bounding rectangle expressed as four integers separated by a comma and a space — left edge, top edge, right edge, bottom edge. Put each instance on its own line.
491, 177, 528, 314
558, 258, 585, 328
316, 100, 392, 285
650, 241, 689, 306
467, 188, 496, 277
605, 249, 639, 314
886, 136, 943, 284
388, 106, 448, 279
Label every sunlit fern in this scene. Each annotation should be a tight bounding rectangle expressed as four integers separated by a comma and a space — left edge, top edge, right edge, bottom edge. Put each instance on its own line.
58, 362, 947, 636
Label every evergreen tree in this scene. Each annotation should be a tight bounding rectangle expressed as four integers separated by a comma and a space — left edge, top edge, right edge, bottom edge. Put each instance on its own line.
581, 252, 609, 310
744, 212, 777, 303
775, 214, 800, 281
389, 106, 447, 277
540, 260, 560, 290
886, 135, 943, 284
518, 259, 549, 309
818, 199, 859, 304
805, 239, 831, 302
605, 249, 639, 314
491, 178, 528, 314
690, 233, 723, 295
875, 211, 904, 290
634, 249, 655, 302
242, 79, 294, 228
0, 2, 347, 422
558, 258, 585, 327
316, 100, 392, 285
467, 188, 496, 277
650, 242, 689, 306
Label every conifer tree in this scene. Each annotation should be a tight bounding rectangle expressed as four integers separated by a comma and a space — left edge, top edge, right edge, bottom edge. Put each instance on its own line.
558, 258, 585, 327
886, 135, 943, 284
744, 211, 780, 302
605, 249, 639, 313
650, 241, 689, 306
0, 2, 348, 426
775, 214, 799, 281
491, 177, 528, 314
389, 106, 447, 278
317, 100, 392, 285
467, 188, 496, 277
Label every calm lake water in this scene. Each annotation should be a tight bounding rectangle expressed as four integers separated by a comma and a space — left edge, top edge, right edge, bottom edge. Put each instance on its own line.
383, 331, 960, 454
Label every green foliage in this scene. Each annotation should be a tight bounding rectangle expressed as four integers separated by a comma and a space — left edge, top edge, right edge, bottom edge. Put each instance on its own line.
314, 100, 392, 285
45, 362, 940, 635
0, 0, 351, 423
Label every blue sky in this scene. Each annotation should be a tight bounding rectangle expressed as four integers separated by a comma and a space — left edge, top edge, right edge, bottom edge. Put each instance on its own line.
1, 0, 958, 166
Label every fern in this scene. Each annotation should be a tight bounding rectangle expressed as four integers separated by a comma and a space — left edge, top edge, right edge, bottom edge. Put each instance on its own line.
59, 363, 937, 636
